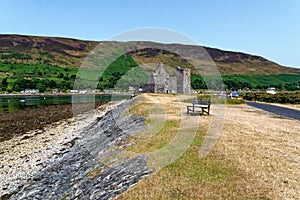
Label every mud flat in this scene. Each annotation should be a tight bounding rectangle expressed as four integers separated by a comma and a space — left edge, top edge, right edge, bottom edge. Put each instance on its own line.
0, 102, 108, 142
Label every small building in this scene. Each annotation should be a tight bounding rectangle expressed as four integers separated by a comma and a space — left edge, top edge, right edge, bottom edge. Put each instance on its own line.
70, 89, 79, 93
142, 62, 191, 94
79, 90, 88, 94
21, 89, 39, 94
266, 87, 276, 94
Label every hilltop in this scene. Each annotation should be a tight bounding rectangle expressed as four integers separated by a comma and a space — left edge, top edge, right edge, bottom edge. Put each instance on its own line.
0, 34, 300, 91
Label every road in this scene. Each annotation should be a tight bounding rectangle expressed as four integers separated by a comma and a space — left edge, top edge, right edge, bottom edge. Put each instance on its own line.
246, 101, 300, 120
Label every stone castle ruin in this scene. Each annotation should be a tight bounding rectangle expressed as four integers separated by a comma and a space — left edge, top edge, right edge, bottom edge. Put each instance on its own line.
142, 62, 191, 94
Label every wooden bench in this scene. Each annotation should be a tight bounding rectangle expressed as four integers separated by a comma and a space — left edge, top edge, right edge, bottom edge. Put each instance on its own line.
187, 98, 211, 115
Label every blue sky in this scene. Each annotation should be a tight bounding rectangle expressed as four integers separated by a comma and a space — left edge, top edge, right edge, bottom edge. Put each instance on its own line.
1, 0, 300, 68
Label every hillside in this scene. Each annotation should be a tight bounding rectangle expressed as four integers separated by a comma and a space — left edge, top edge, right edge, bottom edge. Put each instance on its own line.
0, 34, 300, 91
1, 34, 299, 75
0, 34, 98, 68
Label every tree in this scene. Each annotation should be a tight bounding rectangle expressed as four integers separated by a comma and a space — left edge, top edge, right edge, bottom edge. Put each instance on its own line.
37, 83, 46, 92
70, 74, 76, 80
6, 85, 13, 93
59, 80, 72, 91
63, 75, 70, 80
57, 73, 64, 78
48, 80, 57, 88
13, 79, 27, 91
1, 78, 8, 88
191, 79, 207, 89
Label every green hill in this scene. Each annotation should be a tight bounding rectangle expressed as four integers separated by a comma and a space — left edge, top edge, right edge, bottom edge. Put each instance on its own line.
0, 34, 299, 92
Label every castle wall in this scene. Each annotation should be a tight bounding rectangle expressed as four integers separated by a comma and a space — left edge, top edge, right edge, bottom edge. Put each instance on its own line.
144, 63, 190, 94
168, 77, 177, 93
182, 68, 191, 94
176, 67, 191, 94
152, 62, 169, 93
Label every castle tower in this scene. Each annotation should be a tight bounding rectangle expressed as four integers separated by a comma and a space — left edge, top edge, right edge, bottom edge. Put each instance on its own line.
154, 62, 169, 93
176, 66, 191, 94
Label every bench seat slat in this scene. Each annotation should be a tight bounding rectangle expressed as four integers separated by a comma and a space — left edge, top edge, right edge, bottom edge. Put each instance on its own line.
187, 98, 211, 115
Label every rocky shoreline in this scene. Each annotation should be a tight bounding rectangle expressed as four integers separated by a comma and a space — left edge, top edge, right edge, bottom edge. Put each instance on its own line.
1, 98, 153, 199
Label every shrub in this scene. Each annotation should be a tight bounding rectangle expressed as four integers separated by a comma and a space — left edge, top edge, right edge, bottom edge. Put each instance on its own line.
226, 98, 245, 104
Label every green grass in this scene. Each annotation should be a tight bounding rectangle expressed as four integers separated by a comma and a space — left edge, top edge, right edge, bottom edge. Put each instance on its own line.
128, 120, 180, 153
0, 62, 79, 92
0, 62, 77, 77
226, 98, 245, 104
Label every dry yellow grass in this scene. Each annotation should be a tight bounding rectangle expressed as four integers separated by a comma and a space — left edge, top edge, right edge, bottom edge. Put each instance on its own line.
113, 94, 299, 200
215, 105, 300, 200
127, 94, 181, 154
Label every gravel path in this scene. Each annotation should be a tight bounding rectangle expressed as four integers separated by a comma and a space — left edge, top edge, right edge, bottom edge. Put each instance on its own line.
246, 101, 300, 120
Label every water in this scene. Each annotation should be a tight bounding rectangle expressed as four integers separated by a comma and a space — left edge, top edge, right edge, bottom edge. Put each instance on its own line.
0, 94, 129, 113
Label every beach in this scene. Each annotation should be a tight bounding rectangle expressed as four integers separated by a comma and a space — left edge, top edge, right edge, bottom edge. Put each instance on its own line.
0, 101, 122, 196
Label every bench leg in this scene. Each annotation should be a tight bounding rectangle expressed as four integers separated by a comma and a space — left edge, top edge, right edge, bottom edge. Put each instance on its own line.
187, 107, 191, 115
201, 108, 210, 115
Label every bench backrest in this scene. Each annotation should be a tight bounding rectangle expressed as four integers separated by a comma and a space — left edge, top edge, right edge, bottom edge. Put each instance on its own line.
192, 98, 211, 105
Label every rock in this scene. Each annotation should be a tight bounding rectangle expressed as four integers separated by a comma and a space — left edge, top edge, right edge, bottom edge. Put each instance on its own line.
7, 100, 153, 199
75, 189, 83, 197
26, 189, 40, 197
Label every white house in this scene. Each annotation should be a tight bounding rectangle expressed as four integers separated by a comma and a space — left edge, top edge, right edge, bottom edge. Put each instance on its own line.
266, 87, 276, 94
